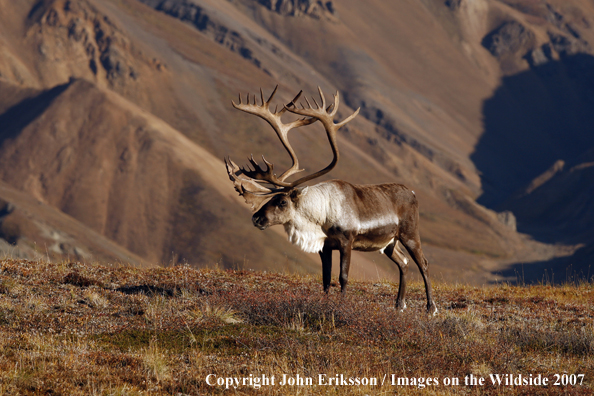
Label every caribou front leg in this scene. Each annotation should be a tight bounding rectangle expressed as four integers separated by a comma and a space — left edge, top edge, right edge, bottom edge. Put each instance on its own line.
319, 245, 333, 293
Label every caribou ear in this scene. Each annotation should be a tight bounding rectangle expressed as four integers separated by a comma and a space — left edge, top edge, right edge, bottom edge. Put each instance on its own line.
289, 187, 305, 201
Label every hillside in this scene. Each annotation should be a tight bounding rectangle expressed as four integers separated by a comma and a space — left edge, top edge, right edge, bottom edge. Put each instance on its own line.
0, 258, 592, 394
0, 0, 593, 282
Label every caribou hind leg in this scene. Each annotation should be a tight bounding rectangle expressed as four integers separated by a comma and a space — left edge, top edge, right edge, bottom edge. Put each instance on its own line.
338, 243, 352, 292
401, 234, 438, 315
384, 240, 410, 311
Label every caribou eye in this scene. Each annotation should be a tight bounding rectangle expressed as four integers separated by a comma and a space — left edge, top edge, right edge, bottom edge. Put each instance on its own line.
278, 199, 288, 208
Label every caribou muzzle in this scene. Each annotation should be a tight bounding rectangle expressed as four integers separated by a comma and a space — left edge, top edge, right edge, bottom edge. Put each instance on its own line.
252, 214, 269, 230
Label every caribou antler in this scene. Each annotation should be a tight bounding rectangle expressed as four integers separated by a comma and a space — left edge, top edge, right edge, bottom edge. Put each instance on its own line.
231, 85, 316, 186
225, 157, 278, 211
225, 86, 359, 211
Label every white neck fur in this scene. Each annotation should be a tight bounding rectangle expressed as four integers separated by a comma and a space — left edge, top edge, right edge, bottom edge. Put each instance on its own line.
282, 184, 344, 253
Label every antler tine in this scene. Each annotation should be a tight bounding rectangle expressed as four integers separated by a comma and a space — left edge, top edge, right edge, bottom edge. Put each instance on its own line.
266, 85, 279, 106
337, 107, 360, 128
332, 91, 359, 127
304, 96, 312, 109
309, 86, 326, 110
311, 96, 320, 109
318, 86, 327, 110
291, 90, 303, 104
329, 91, 340, 117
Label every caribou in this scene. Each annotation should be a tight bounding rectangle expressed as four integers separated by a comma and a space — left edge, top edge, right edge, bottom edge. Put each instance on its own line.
225, 86, 437, 314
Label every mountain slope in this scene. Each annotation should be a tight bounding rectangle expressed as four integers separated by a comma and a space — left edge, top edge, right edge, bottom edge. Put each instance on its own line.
0, 77, 322, 272
1, 0, 592, 282
0, 180, 148, 265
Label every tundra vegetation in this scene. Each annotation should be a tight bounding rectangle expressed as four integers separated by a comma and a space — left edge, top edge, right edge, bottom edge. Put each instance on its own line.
0, 258, 592, 395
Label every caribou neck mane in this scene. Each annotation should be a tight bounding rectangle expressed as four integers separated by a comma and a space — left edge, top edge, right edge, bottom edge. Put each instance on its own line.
283, 182, 344, 253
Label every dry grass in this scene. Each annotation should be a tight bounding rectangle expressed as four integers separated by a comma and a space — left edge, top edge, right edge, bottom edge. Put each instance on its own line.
0, 258, 592, 395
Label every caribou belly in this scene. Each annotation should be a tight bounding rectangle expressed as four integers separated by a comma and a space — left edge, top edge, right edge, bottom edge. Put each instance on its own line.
353, 233, 396, 252
352, 216, 400, 252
